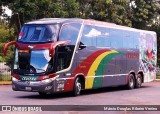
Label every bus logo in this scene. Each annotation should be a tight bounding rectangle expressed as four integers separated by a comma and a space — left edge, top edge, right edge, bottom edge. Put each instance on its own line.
28, 45, 34, 49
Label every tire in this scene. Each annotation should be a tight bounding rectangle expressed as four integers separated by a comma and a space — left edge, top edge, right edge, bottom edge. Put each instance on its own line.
135, 74, 142, 88
73, 77, 82, 96
127, 74, 135, 90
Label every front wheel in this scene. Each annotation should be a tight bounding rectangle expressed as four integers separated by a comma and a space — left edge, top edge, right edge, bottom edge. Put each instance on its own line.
127, 74, 135, 90
73, 77, 82, 96
135, 74, 142, 88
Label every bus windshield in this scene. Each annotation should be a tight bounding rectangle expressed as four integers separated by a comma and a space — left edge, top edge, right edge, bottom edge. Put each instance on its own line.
18, 24, 59, 43
14, 49, 52, 75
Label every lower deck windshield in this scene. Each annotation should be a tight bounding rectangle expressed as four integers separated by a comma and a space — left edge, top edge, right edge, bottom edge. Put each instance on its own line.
13, 49, 52, 75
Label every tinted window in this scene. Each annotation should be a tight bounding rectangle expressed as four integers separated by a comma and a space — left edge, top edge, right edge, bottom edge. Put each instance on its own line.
81, 25, 110, 47
96, 26, 110, 47
81, 25, 139, 49
133, 32, 140, 49
59, 23, 81, 45
81, 25, 96, 46
18, 24, 59, 43
110, 29, 123, 48
123, 30, 134, 49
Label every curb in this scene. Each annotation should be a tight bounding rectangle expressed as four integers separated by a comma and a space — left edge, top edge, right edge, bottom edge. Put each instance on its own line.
0, 81, 12, 85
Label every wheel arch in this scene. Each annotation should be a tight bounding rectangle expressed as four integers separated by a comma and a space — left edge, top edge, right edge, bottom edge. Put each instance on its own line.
126, 71, 136, 84
129, 71, 136, 81
137, 71, 144, 83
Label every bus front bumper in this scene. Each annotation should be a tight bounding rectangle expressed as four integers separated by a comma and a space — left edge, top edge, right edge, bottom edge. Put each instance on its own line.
12, 80, 55, 93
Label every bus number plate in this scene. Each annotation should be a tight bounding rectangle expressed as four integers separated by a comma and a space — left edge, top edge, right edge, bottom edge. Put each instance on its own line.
25, 87, 32, 91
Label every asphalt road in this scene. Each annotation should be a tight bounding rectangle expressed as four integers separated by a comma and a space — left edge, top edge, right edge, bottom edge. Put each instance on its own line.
0, 80, 160, 114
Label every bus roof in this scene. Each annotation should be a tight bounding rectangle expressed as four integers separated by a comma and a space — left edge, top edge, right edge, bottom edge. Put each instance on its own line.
25, 18, 156, 34
26, 18, 84, 24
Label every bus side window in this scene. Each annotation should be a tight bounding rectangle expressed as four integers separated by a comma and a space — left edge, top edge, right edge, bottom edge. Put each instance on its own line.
105, 28, 111, 47
110, 29, 123, 48
96, 26, 110, 47
123, 30, 134, 49
59, 23, 81, 45
133, 32, 140, 49
81, 25, 96, 47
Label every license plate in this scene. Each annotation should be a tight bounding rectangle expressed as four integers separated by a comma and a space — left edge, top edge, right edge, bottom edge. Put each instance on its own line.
25, 87, 32, 91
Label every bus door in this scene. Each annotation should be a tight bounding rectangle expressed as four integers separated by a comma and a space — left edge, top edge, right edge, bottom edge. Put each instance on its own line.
55, 23, 81, 72
55, 46, 75, 72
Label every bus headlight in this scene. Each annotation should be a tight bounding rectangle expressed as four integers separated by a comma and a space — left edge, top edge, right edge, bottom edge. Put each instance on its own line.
41, 78, 52, 83
12, 77, 18, 81
41, 75, 59, 83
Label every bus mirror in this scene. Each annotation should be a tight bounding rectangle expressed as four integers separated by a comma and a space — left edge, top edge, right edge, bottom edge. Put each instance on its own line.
3, 41, 16, 56
49, 40, 71, 57
79, 42, 87, 50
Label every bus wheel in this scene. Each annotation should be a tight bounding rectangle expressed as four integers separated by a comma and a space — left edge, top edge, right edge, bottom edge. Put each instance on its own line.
135, 74, 142, 88
127, 74, 135, 89
73, 77, 82, 96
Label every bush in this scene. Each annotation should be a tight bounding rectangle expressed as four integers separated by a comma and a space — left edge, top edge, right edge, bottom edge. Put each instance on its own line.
0, 74, 11, 81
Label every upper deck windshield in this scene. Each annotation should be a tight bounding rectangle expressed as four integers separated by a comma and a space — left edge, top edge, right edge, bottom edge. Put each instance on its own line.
18, 24, 59, 43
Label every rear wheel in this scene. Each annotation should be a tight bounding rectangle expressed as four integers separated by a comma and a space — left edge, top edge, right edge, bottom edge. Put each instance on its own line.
73, 77, 82, 96
127, 74, 135, 89
135, 74, 142, 88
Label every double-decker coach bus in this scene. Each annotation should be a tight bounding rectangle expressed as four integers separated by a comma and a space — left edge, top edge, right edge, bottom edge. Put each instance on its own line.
4, 18, 157, 96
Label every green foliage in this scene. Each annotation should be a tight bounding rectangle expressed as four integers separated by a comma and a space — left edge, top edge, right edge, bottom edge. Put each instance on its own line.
0, 19, 15, 62
5, 0, 80, 32
77, 0, 132, 26
130, 0, 160, 29
0, 74, 11, 81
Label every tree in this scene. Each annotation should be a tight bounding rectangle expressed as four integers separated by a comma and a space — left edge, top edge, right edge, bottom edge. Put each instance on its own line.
78, 0, 132, 26
130, 0, 160, 29
1, 0, 80, 33
0, 19, 15, 62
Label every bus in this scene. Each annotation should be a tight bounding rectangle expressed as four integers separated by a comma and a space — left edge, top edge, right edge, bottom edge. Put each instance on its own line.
4, 18, 157, 96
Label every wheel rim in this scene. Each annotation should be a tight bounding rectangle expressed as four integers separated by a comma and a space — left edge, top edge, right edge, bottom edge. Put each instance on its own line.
130, 77, 134, 88
76, 80, 81, 95
137, 77, 142, 87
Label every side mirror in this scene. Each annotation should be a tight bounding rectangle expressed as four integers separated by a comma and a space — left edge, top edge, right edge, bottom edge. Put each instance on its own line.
79, 42, 87, 50
4, 41, 16, 56
49, 40, 71, 57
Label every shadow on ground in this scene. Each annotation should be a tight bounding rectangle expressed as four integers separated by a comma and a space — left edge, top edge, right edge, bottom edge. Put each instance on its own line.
15, 85, 151, 100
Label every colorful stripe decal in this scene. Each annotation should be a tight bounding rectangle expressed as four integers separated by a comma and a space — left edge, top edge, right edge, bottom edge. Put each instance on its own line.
93, 52, 121, 88
64, 49, 122, 91
85, 50, 118, 89
64, 49, 109, 91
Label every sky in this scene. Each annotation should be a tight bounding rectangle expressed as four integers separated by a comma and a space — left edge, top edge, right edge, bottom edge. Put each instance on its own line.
3, 6, 12, 17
